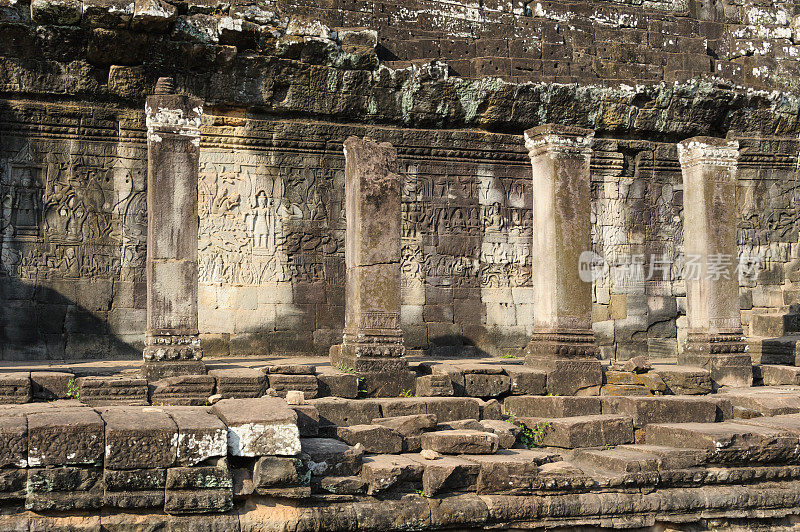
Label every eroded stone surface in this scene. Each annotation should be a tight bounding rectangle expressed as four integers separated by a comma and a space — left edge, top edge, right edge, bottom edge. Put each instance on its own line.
213, 397, 300, 457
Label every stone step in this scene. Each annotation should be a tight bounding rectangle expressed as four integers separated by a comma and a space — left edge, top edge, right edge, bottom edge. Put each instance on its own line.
747, 336, 800, 365
503, 396, 602, 418
645, 421, 800, 464
650, 365, 712, 395
716, 386, 800, 417
516, 414, 634, 449
572, 447, 661, 473
759, 365, 800, 386
601, 396, 719, 429
750, 312, 800, 338
420, 430, 500, 455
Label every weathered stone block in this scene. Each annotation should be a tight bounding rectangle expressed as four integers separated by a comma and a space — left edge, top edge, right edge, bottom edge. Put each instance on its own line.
415, 374, 454, 397
0, 373, 31, 404
101, 407, 178, 469
30, 371, 73, 401
336, 425, 403, 454
573, 447, 661, 473
0, 414, 26, 468
372, 414, 437, 437
310, 397, 381, 427
479, 420, 519, 449
131, 0, 176, 32
253, 456, 309, 498
421, 430, 499, 455
601, 396, 718, 429
505, 367, 546, 395
318, 475, 367, 495
77, 376, 148, 406
164, 406, 228, 466
209, 368, 266, 398
518, 414, 634, 449
213, 397, 300, 456
30, 0, 81, 25
300, 438, 363, 477
317, 372, 358, 398
104, 468, 166, 508
0, 469, 27, 501
418, 454, 479, 497
503, 396, 602, 418
291, 405, 320, 437
361, 454, 423, 495
653, 365, 712, 395
27, 408, 104, 466
463, 372, 510, 398
26, 466, 103, 511
760, 365, 800, 386
165, 466, 233, 514
464, 449, 559, 495
646, 422, 800, 464
267, 374, 318, 399
150, 375, 216, 406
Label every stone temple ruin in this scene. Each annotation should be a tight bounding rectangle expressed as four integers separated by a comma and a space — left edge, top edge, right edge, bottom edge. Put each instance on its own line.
7, 0, 800, 530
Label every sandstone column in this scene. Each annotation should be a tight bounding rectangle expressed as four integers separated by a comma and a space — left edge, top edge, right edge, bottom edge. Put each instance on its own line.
678, 137, 751, 387
523, 124, 602, 395
142, 77, 205, 380
330, 137, 411, 396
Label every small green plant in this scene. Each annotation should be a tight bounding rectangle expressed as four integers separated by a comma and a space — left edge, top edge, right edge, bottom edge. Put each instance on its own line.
500, 353, 518, 359
508, 413, 550, 448
605, 444, 615, 450
66, 379, 80, 401
399, 389, 415, 398
414, 489, 429, 498
335, 363, 358, 375
357, 377, 368, 398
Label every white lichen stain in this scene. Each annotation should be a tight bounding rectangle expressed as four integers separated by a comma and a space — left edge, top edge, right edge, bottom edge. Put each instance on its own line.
227, 422, 301, 457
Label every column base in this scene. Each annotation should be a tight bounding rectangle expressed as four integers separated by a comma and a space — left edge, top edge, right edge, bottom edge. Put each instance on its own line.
329, 344, 414, 398
680, 332, 752, 388
142, 360, 207, 381
524, 356, 602, 396
524, 331, 599, 359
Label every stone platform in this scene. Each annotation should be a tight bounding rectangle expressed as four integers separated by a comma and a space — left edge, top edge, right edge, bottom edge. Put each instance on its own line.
0, 356, 799, 529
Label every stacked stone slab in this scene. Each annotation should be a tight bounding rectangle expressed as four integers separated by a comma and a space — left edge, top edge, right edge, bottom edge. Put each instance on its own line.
142, 76, 205, 380
523, 124, 602, 396
330, 136, 410, 397
677, 137, 752, 387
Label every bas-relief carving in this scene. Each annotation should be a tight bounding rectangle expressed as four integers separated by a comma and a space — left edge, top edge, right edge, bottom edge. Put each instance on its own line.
0, 140, 147, 285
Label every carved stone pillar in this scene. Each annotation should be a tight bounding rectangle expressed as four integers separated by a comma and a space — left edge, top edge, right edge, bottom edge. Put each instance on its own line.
678, 137, 751, 387
142, 77, 205, 380
330, 137, 411, 396
523, 124, 602, 396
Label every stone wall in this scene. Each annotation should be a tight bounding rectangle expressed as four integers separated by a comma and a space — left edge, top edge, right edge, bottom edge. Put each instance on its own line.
2, 0, 800, 359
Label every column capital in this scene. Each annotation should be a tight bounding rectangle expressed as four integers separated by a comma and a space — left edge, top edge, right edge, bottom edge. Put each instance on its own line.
677, 136, 739, 168
145, 94, 203, 142
524, 124, 594, 157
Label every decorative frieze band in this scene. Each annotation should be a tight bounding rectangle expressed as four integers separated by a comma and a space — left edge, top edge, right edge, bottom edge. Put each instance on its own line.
677, 137, 739, 169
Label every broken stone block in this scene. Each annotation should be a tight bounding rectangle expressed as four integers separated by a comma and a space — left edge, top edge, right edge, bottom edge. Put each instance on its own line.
517, 415, 634, 449
423, 397, 482, 423
318, 475, 367, 495
537, 358, 602, 396
265, 365, 317, 375
718, 387, 800, 416
26, 466, 103, 511
336, 425, 403, 454
617, 444, 708, 469
463, 372, 510, 398
104, 468, 166, 508
163, 407, 228, 466
646, 422, 800, 465
602, 371, 666, 396
438, 419, 483, 432
415, 374, 454, 397
361, 454, 423, 494
421, 430, 499, 455
0, 414, 26, 468
310, 397, 381, 427
77, 376, 148, 406
164, 466, 233, 514
760, 365, 800, 386
505, 367, 546, 395
150, 375, 216, 406
82, 0, 133, 28
131, 0, 177, 32
572, 447, 660, 473
31, 371, 73, 401
317, 372, 358, 398
213, 397, 300, 457
480, 399, 503, 420
253, 456, 309, 498
415, 454, 479, 497
100, 407, 178, 469
291, 405, 320, 437
0, 469, 26, 502
0, 373, 31, 404
372, 414, 437, 437
464, 449, 559, 495
30, 0, 81, 25
301, 438, 363, 477
653, 365, 712, 395
267, 374, 319, 399
27, 408, 104, 466
479, 420, 520, 449
503, 395, 602, 418
208, 368, 266, 398
623, 356, 652, 374
601, 396, 718, 429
